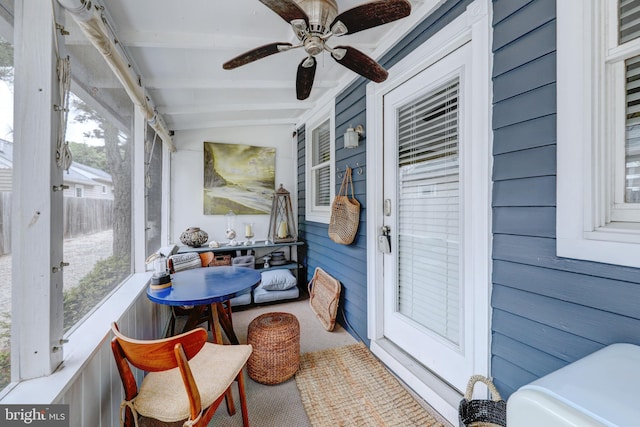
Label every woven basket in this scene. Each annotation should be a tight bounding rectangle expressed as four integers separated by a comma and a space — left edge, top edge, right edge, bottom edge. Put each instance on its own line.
209, 254, 231, 266
459, 375, 506, 427
247, 312, 300, 385
308, 267, 341, 331
328, 166, 360, 245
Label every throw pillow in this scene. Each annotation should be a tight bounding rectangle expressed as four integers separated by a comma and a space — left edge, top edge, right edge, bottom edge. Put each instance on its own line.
169, 252, 201, 272
261, 269, 297, 291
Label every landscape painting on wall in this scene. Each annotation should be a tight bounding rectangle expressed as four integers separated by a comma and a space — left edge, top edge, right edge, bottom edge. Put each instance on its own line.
203, 142, 276, 215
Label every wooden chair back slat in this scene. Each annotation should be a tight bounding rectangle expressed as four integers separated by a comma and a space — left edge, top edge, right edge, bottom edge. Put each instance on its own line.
111, 323, 207, 372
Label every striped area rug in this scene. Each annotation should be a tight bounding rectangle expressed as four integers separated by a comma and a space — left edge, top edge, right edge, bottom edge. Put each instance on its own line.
295, 342, 448, 427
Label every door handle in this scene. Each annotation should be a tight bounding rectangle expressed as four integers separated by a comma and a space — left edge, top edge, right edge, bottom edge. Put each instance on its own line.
378, 226, 391, 254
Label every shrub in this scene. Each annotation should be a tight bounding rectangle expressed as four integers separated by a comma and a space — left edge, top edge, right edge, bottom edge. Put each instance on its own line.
63, 255, 130, 332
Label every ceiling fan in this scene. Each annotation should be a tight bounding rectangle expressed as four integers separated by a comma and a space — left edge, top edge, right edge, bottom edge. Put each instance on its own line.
222, 0, 411, 100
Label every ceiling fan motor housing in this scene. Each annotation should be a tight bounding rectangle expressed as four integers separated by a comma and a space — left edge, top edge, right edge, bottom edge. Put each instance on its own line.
296, 0, 338, 34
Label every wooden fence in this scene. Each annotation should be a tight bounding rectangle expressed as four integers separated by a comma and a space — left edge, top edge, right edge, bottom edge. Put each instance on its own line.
0, 193, 113, 256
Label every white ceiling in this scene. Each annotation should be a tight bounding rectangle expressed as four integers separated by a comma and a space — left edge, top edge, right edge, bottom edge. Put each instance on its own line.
0, 0, 444, 137
77, 0, 441, 133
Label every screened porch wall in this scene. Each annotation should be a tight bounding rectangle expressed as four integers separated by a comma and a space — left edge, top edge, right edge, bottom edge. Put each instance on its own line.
490, 0, 640, 398
60, 291, 167, 426
296, 0, 475, 345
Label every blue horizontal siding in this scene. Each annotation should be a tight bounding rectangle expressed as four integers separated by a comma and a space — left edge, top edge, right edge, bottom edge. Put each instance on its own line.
492, 145, 556, 181
491, 0, 640, 400
493, 115, 556, 155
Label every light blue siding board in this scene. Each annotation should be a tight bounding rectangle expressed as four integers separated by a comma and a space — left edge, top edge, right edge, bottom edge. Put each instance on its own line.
306, 247, 367, 280
492, 234, 640, 283
492, 21, 555, 77
493, 53, 556, 103
491, 356, 537, 396
492, 206, 555, 238
492, 83, 556, 129
381, 0, 474, 70
341, 301, 368, 342
493, 0, 555, 51
493, 260, 640, 318
492, 176, 555, 207
492, 333, 567, 378
492, 285, 640, 345
493, 145, 556, 181
493, 0, 536, 25
493, 115, 556, 155
492, 310, 604, 363
336, 97, 367, 128
492, 145, 556, 181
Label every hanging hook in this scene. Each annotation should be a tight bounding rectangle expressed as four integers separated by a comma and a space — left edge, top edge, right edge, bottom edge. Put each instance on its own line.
337, 166, 344, 179
356, 162, 364, 175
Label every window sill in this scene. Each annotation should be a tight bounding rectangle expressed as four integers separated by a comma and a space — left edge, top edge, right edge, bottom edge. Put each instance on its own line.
557, 224, 640, 268
305, 212, 330, 225
0, 272, 152, 404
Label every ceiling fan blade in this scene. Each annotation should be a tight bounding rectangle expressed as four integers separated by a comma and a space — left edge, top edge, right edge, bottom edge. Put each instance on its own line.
331, 45, 388, 83
223, 42, 292, 70
330, 0, 411, 36
296, 56, 317, 100
259, 0, 309, 26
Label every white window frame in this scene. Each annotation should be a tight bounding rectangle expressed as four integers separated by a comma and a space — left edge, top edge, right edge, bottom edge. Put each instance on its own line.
305, 103, 335, 224
557, 0, 640, 268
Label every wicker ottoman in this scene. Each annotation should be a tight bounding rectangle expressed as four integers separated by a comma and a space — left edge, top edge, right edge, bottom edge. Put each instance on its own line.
247, 312, 300, 385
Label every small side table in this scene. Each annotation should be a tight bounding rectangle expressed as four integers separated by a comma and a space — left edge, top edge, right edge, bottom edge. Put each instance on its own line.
247, 312, 300, 384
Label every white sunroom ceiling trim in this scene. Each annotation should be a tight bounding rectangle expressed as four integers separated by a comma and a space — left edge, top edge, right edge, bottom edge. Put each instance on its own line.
56, 0, 175, 151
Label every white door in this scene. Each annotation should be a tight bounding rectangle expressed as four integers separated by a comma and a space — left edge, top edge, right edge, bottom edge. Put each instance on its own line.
381, 42, 477, 390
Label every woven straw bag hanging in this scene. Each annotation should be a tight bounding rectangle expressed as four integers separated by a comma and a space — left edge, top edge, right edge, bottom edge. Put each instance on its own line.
458, 375, 507, 427
328, 166, 361, 245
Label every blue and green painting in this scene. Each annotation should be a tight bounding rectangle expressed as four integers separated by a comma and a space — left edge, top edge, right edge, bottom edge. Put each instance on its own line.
203, 142, 275, 215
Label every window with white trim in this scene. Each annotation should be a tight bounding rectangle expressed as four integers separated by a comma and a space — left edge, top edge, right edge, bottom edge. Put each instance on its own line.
305, 105, 335, 223
557, 0, 640, 268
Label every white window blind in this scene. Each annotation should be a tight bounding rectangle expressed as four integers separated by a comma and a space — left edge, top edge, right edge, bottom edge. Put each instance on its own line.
620, 0, 640, 44
312, 119, 331, 206
396, 78, 460, 345
625, 55, 640, 203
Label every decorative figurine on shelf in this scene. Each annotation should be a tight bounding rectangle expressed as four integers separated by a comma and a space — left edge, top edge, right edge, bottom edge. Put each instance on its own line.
225, 210, 237, 240
179, 227, 208, 247
268, 184, 297, 243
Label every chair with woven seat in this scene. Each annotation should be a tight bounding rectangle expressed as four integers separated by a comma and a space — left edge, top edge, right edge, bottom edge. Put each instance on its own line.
111, 322, 252, 427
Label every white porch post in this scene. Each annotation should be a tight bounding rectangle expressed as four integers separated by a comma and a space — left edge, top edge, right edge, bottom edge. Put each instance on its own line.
11, 0, 64, 379
134, 107, 146, 273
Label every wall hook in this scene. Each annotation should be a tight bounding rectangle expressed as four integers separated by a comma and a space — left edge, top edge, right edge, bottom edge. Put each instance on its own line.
356, 162, 364, 175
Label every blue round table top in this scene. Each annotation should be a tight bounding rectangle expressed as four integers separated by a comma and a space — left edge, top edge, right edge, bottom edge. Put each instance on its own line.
146, 266, 261, 306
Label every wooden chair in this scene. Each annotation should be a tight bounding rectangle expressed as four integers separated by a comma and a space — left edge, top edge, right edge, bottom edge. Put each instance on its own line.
111, 322, 252, 427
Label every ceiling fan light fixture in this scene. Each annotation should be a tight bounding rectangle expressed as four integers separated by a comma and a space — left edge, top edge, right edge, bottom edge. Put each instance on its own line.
291, 19, 308, 39
302, 56, 316, 67
304, 36, 325, 56
330, 47, 347, 61
330, 20, 348, 36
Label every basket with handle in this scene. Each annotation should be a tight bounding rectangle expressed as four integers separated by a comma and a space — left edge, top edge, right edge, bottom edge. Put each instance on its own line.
328, 166, 360, 245
458, 375, 507, 427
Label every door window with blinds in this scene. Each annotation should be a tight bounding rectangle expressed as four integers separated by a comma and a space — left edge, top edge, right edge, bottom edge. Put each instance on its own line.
396, 78, 460, 345
306, 110, 334, 223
